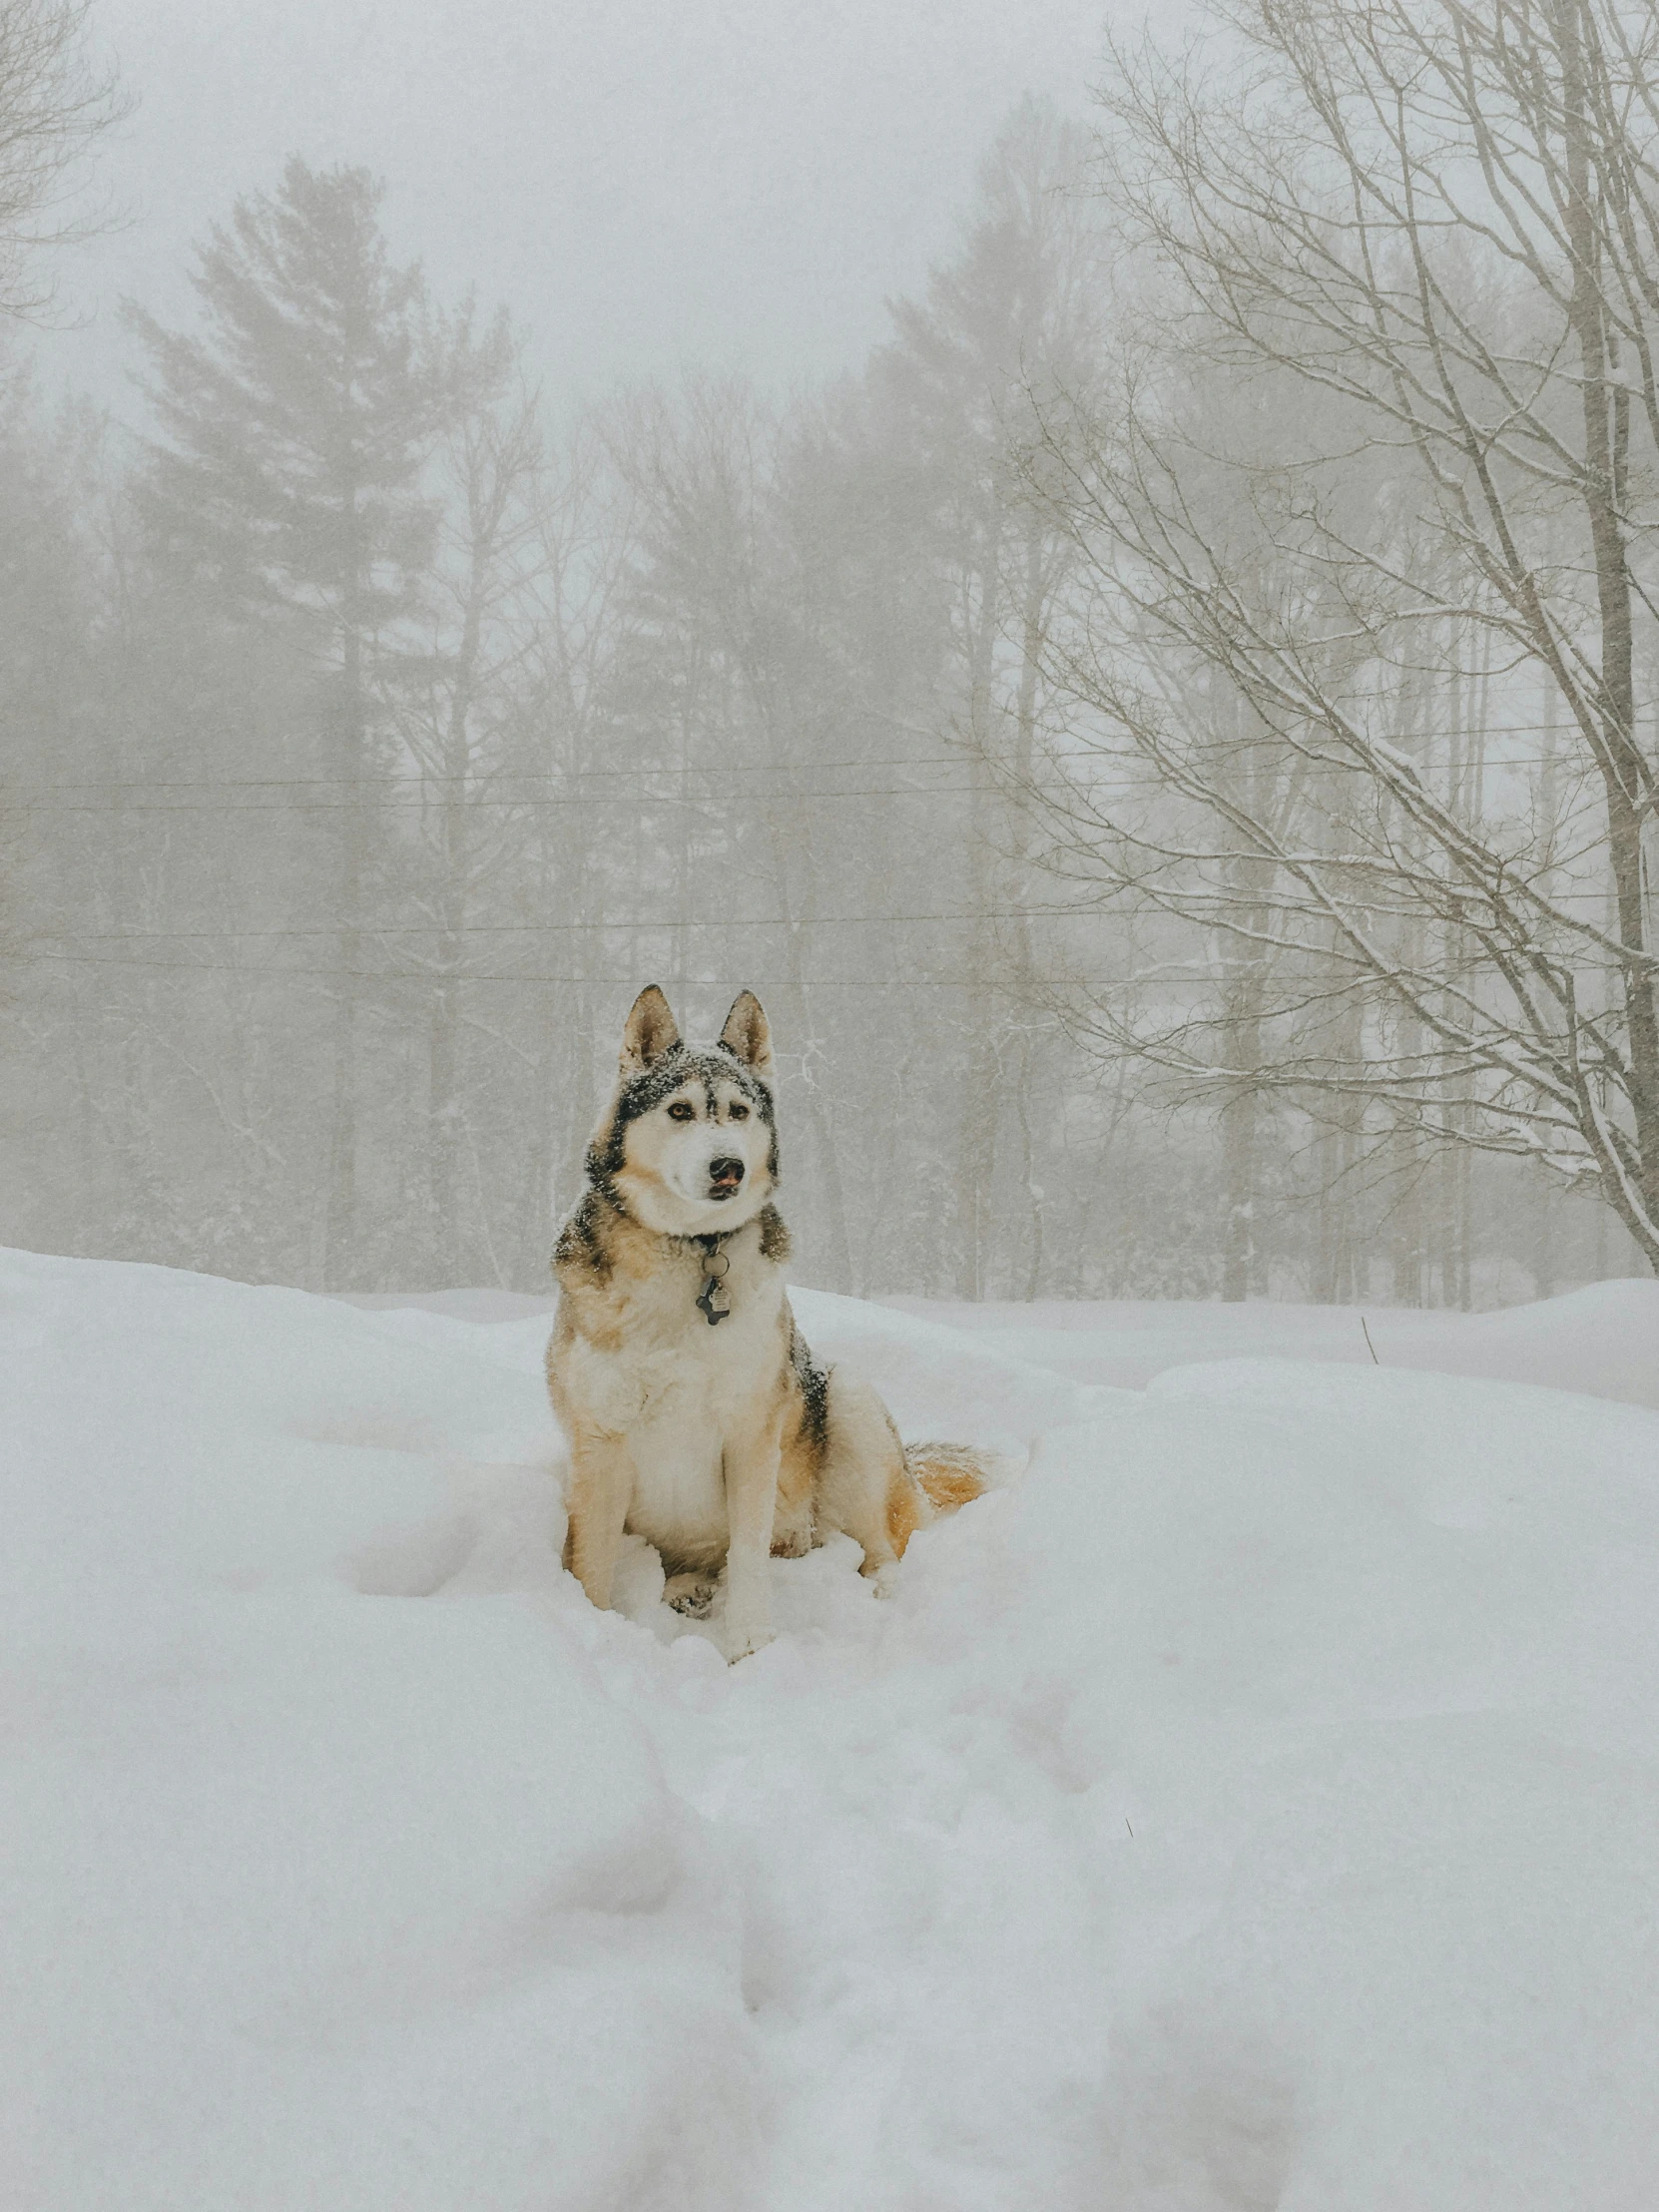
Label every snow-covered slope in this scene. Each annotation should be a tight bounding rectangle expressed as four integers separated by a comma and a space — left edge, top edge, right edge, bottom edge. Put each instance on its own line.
887, 1277, 1659, 1408
5, 1245, 1658, 2209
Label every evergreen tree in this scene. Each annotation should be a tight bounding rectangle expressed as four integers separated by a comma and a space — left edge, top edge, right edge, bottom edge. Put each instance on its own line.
125, 159, 450, 1285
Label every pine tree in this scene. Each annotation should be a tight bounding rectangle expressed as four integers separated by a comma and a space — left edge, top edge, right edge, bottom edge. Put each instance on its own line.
125, 158, 450, 1286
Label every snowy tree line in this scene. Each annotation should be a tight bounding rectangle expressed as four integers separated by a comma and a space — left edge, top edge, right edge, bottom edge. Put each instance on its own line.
1, 1, 1654, 1300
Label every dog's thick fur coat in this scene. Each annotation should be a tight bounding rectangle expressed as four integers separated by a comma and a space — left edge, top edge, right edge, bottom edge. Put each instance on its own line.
547, 986, 984, 1658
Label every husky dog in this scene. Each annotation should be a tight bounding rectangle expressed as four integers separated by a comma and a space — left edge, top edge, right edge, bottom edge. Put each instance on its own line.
547, 985, 986, 1659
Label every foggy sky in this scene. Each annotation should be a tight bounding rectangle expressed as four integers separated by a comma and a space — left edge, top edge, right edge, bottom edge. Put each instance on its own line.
43, 0, 1123, 408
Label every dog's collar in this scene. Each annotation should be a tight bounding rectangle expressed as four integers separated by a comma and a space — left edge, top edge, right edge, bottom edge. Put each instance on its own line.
684, 1227, 740, 1325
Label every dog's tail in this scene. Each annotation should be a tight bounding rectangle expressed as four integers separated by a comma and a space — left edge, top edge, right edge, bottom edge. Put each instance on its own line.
903, 1439, 1004, 1516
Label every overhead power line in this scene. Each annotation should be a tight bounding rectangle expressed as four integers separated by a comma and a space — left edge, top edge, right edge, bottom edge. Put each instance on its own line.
0, 752, 976, 792
0, 724, 1645, 796
13, 949, 1090, 989
41, 906, 1098, 941
6, 783, 996, 814
0, 744, 1616, 814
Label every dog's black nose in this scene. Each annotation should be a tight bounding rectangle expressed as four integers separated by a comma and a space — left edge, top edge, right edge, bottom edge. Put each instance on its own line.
709, 1157, 744, 1185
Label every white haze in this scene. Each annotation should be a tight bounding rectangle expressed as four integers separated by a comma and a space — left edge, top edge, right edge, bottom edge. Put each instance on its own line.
3, 0, 1653, 1305
45, 0, 1115, 409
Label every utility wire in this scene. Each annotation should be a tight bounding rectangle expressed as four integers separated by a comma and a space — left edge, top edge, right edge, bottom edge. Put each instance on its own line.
13, 949, 1100, 988
5, 783, 1000, 814
40, 906, 1109, 940
0, 752, 1616, 813
0, 726, 1638, 797
0, 752, 976, 791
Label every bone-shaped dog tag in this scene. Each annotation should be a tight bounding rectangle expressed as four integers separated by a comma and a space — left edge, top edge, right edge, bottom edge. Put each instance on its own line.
697, 1273, 731, 1326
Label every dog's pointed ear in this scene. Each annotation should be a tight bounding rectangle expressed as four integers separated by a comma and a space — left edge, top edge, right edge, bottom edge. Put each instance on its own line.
718, 990, 774, 1083
620, 984, 681, 1073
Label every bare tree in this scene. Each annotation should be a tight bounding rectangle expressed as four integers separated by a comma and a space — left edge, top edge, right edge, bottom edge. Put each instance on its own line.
872, 94, 1107, 1296
389, 310, 540, 1281
1021, 0, 1659, 1275
0, 0, 124, 322
601, 374, 864, 1290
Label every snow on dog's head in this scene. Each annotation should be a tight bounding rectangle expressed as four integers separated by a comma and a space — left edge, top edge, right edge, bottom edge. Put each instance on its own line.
586, 985, 779, 1237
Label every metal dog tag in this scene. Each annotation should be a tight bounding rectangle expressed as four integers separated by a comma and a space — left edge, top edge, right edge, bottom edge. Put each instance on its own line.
696, 1273, 731, 1326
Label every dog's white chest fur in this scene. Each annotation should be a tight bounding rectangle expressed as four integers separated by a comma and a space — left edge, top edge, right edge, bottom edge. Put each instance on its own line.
564, 1247, 786, 1560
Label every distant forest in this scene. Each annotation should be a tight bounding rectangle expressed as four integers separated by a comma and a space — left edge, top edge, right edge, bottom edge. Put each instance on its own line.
4, 14, 1658, 1302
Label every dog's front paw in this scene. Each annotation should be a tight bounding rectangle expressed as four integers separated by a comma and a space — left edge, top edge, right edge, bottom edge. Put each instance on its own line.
665, 1573, 718, 1618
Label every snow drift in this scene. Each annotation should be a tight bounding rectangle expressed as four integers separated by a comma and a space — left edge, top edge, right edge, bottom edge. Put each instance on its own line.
3, 1244, 1657, 2208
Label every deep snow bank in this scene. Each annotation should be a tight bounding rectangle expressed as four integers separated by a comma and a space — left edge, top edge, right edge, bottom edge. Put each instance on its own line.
0, 1249, 756, 2212
5, 1246, 1659, 2209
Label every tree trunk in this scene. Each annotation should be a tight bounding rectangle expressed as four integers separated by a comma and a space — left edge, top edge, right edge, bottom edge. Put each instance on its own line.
324, 619, 366, 1291
1220, 1085, 1257, 1302
1560, 5, 1659, 1260
428, 573, 484, 1283
956, 496, 1004, 1302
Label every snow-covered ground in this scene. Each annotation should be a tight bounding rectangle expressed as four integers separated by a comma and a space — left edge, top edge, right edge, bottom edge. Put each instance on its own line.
5, 1247, 1657, 2209
883, 1282, 1659, 1410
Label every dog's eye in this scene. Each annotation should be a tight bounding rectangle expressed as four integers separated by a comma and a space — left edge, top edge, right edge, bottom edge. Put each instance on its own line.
728, 1103, 749, 1121
667, 1101, 695, 1122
